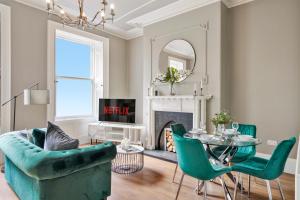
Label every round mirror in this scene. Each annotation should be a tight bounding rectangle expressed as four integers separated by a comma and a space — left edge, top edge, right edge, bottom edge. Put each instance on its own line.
158, 39, 196, 82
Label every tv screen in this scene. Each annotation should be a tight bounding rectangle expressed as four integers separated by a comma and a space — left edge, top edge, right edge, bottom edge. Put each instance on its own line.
99, 99, 136, 123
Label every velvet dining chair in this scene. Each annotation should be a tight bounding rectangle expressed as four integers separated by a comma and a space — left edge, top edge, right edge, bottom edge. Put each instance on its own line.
212, 124, 256, 196
173, 134, 232, 200
212, 124, 257, 163
170, 123, 187, 183
233, 137, 296, 200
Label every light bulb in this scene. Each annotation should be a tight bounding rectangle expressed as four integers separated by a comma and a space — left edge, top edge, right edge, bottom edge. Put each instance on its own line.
60, 9, 65, 14
101, 11, 105, 17
110, 4, 115, 10
46, 0, 51, 3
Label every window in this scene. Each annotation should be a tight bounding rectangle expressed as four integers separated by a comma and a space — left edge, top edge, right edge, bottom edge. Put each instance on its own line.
54, 30, 104, 119
168, 56, 186, 71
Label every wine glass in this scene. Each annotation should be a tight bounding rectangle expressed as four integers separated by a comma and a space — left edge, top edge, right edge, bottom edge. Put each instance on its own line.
232, 121, 239, 134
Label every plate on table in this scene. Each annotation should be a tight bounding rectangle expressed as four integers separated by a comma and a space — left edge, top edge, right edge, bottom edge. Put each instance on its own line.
236, 135, 254, 142
199, 134, 215, 141
189, 129, 206, 135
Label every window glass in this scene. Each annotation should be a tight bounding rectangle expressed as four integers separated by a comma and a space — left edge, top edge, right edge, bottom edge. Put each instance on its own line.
56, 79, 92, 117
56, 38, 91, 78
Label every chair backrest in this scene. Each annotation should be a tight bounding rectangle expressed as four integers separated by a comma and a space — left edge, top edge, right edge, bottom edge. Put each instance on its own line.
238, 124, 256, 137
237, 124, 257, 156
171, 124, 187, 137
264, 137, 296, 180
173, 134, 217, 180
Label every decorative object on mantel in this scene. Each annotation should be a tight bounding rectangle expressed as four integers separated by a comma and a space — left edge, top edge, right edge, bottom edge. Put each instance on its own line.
211, 111, 232, 135
153, 67, 187, 95
193, 81, 204, 96
46, 0, 116, 30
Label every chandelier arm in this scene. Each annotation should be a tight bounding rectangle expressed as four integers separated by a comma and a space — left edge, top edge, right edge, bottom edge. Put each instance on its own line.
91, 11, 100, 22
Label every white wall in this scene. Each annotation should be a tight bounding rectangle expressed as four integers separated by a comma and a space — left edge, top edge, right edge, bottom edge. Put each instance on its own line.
127, 37, 144, 124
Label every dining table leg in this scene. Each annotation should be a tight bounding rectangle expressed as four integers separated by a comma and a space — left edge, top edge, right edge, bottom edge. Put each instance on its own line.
206, 145, 245, 191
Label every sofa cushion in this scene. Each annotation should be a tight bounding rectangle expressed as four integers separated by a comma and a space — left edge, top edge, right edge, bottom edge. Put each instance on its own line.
44, 122, 79, 151
17, 130, 33, 143
32, 129, 46, 148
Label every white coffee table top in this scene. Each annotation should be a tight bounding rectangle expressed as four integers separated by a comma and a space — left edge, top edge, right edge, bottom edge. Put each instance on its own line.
116, 145, 144, 154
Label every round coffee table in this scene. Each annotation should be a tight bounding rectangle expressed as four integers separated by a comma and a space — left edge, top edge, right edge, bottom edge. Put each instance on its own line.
112, 145, 144, 175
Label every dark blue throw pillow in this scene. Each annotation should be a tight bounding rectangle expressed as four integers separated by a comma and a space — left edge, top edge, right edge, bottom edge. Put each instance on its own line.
32, 129, 46, 148
44, 122, 79, 151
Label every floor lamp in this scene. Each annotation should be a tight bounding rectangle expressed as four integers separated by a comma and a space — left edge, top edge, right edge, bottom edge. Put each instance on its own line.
1, 82, 49, 131
1, 83, 49, 173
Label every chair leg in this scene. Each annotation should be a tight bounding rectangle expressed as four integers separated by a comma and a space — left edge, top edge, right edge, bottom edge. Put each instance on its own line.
197, 180, 205, 195
203, 181, 208, 200
276, 178, 285, 200
234, 173, 240, 200
266, 180, 273, 200
248, 175, 251, 198
219, 176, 228, 200
172, 164, 178, 183
240, 173, 243, 194
175, 173, 185, 200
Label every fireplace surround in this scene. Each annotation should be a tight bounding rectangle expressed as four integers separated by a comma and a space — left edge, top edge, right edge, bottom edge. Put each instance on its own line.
145, 95, 212, 150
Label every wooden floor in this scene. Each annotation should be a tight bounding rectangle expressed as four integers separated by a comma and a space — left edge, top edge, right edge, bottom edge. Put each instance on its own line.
0, 156, 295, 200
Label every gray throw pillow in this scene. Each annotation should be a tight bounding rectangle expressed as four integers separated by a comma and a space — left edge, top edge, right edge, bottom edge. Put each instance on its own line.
44, 122, 79, 151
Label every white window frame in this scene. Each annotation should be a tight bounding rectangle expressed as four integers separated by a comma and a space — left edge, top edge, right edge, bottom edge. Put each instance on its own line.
47, 21, 109, 122
168, 56, 186, 71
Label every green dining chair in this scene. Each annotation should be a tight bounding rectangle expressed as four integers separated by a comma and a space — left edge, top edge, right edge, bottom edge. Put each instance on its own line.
170, 124, 187, 183
212, 124, 257, 163
212, 124, 256, 197
173, 134, 232, 200
232, 137, 296, 200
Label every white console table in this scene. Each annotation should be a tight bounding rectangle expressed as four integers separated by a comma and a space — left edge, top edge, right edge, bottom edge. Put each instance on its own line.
88, 122, 145, 145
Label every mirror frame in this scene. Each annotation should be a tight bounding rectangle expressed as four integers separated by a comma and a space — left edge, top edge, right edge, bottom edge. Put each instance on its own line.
158, 38, 197, 83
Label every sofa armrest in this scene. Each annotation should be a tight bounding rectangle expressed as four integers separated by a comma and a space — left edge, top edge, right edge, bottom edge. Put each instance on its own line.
0, 133, 117, 180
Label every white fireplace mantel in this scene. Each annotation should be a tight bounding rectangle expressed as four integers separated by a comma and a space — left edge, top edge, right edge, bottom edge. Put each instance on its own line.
145, 95, 212, 149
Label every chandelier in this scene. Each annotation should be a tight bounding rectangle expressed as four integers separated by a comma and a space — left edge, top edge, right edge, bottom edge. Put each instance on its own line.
46, 0, 116, 29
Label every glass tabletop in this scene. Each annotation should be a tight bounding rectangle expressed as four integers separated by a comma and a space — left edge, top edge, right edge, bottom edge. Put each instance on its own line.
184, 133, 262, 147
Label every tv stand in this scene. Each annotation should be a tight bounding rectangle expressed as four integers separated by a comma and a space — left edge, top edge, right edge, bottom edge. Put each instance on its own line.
88, 122, 145, 145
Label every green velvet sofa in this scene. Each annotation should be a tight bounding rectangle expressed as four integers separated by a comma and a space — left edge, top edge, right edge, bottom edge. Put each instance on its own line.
0, 132, 117, 200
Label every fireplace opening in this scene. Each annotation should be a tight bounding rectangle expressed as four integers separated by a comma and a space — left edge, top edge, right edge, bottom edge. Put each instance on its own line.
155, 111, 193, 150
157, 120, 176, 150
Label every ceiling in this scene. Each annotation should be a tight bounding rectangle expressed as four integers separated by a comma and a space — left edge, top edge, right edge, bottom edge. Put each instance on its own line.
15, 0, 254, 40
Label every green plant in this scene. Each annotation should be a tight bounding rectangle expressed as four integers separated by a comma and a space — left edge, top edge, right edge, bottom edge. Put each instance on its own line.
164, 67, 180, 84
211, 111, 232, 126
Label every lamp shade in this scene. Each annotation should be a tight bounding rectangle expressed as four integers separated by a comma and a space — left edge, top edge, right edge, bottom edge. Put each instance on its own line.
24, 89, 50, 105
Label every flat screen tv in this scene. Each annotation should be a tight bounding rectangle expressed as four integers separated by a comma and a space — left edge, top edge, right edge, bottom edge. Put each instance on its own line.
99, 99, 136, 123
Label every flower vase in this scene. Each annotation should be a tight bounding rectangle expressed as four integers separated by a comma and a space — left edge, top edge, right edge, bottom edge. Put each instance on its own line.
217, 124, 226, 135
169, 83, 175, 96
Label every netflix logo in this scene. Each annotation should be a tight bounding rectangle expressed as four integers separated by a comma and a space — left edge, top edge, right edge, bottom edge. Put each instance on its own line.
104, 106, 129, 115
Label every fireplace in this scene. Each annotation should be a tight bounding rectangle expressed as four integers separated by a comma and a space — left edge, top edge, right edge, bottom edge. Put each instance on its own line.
145, 95, 212, 151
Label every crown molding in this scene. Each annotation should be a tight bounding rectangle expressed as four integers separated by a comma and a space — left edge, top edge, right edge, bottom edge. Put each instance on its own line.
222, 0, 255, 8
127, 0, 221, 28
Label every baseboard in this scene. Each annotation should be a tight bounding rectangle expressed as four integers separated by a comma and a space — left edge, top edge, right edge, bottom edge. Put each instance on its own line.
256, 152, 296, 175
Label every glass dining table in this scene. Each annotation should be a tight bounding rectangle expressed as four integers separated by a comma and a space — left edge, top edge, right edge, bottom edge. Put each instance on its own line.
184, 132, 262, 200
